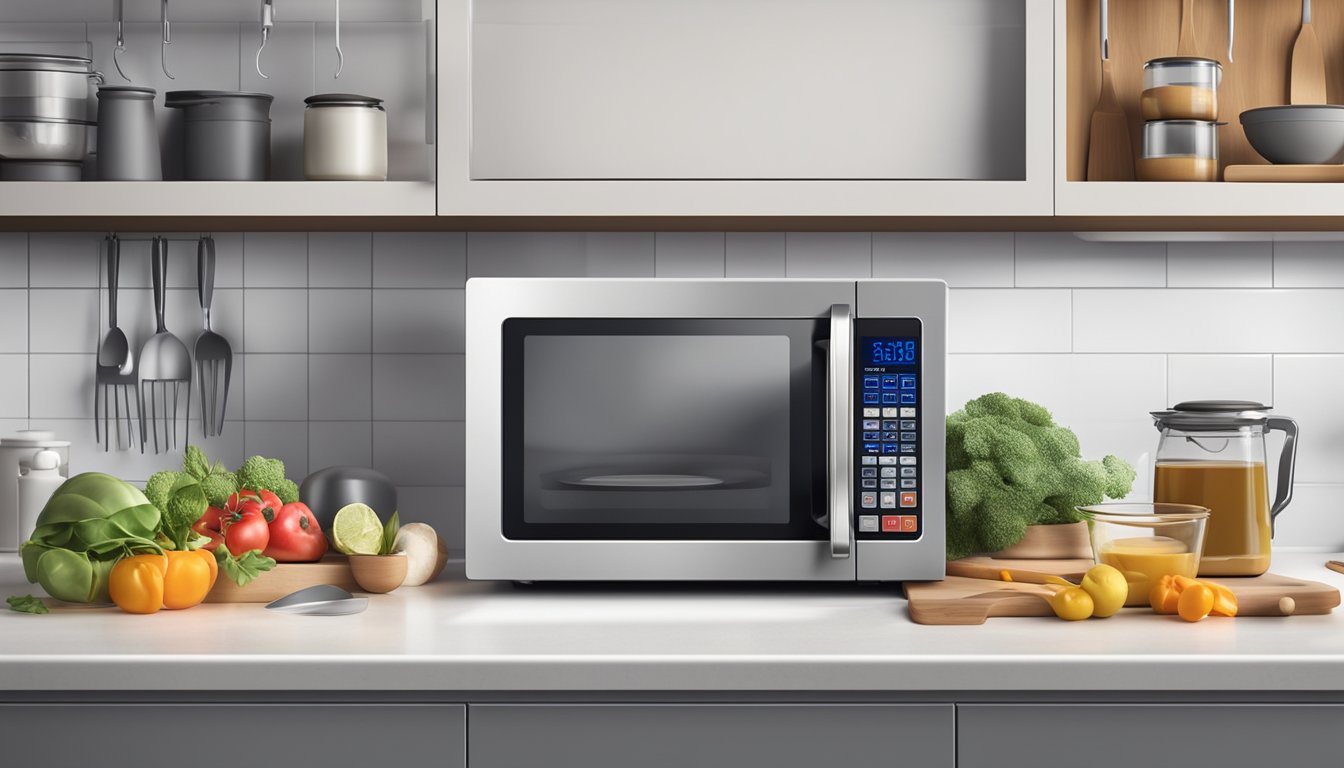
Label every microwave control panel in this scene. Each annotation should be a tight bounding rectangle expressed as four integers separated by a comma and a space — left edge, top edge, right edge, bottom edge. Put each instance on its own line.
853, 319, 922, 540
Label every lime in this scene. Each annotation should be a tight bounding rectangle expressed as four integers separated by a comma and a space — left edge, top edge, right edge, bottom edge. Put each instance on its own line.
331, 503, 384, 555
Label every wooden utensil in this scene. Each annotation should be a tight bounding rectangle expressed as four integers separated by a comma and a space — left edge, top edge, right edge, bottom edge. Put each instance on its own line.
945, 557, 1087, 585
1178, 0, 1198, 55
1291, 0, 1327, 104
1087, 0, 1134, 181
205, 555, 358, 603
1225, 164, 1344, 182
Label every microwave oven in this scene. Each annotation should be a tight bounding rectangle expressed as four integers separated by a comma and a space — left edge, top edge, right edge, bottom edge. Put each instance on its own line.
465, 278, 946, 582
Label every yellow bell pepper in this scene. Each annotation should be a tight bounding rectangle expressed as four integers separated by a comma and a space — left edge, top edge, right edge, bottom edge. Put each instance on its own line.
109, 554, 168, 615
162, 549, 218, 610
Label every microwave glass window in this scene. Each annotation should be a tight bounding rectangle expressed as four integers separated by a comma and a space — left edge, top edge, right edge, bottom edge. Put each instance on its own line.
523, 334, 790, 525
501, 318, 825, 541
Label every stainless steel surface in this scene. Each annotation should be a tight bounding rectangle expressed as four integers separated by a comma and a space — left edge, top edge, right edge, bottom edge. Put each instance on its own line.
194, 235, 231, 438
0, 119, 90, 162
257, 0, 275, 79
854, 279, 947, 582
1142, 119, 1219, 159
0, 160, 82, 181
1100, 0, 1109, 61
1228, 0, 1235, 62
114, 0, 131, 82
265, 584, 367, 615
0, 56, 100, 125
466, 278, 947, 583
138, 237, 191, 454
0, 54, 94, 73
1143, 57, 1222, 88
96, 86, 161, 181
1241, 105, 1344, 164
334, 0, 343, 79
160, 0, 174, 79
299, 465, 398, 531
827, 303, 853, 559
95, 235, 137, 452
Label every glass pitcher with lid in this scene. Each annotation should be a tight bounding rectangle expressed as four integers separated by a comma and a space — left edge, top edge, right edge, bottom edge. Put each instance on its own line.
1150, 401, 1298, 576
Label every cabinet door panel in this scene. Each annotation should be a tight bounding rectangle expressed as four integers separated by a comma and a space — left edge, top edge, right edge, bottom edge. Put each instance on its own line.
471, 0, 1026, 181
959, 704, 1344, 768
0, 704, 464, 768
470, 703, 953, 768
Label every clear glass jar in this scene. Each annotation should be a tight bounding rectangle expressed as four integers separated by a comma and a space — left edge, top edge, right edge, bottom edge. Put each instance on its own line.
1150, 401, 1299, 577
1142, 57, 1222, 121
1138, 120, 1220, 182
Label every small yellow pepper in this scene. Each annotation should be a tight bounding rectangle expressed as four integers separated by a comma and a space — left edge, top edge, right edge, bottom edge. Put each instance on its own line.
109, 554, 168, 615
162, 549, 218, 610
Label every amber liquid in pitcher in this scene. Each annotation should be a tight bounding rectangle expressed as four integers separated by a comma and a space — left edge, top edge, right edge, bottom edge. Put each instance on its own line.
1153, 461, 1271, 576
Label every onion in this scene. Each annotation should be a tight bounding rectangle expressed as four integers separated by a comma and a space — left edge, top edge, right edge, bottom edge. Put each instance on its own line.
394, 523, 443, 586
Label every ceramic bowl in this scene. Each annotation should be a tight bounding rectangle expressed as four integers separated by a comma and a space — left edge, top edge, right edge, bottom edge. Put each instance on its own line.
348, 553, 408, 594
1241, 105, 1344, 164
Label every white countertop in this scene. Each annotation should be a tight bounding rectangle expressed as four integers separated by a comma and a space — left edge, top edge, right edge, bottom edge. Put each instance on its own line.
3, 551, 1344, 693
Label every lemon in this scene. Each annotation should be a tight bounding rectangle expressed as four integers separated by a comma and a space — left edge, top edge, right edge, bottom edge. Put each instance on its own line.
1049, 586, 1094, 621
1080, 564, 1129, 618
331, 503, 384, 555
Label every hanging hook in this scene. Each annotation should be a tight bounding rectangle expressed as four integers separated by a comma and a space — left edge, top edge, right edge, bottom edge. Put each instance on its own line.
160, 0, 175, 79
334, 0, 343, 79
256, 0, 275, 79
113, 0, 131, 82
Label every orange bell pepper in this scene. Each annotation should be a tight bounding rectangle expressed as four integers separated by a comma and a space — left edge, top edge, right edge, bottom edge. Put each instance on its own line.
109, 554, 168, 615
162, 549, 218, 610
1149, 575, 1181, 614
1204, 579, 1239, 617
1149, 573, 1239, 619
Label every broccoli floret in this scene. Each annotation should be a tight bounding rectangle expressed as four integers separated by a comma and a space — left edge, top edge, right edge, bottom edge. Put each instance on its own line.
945, 393, 1136, 560
236, 455, 288, 496
143, 470, 184, 514
162, 476, 208, 550
199, 471, 239, 509
274, 478, 300, 505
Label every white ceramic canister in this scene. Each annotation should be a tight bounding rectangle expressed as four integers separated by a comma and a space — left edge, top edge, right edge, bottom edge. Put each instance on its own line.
17, 450, 64, 546
0, 431, 70, 551
303, 93, 387, 181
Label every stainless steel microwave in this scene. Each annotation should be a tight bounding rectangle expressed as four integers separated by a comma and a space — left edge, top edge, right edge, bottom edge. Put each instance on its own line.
465, 278, 946, 582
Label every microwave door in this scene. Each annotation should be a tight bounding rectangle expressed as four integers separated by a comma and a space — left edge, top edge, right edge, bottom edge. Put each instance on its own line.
827, 303, 854, 559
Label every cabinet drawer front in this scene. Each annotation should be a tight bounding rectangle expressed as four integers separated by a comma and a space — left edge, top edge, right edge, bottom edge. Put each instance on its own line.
0, 704, 464, 768
959, 704, 1344, 768
470, 703, 953, 768
471, 0, 1026, 181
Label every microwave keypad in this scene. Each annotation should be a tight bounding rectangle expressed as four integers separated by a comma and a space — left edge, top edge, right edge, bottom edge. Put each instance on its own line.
855, 330, 921, 540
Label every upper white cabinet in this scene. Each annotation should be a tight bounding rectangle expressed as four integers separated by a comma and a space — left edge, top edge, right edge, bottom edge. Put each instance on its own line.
440, 0, 1056, 217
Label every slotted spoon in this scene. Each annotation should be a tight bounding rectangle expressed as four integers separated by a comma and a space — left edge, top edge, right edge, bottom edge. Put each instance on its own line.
139, 237, 192, 453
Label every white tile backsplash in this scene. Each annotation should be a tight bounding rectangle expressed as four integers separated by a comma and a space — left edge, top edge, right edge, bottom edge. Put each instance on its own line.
19, 228, 1344, 553
1015, 233, 1166, 288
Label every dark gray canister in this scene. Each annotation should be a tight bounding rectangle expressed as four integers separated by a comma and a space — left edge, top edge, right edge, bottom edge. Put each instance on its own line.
299, 466, 399, 532
96, 86, 161, 181
165, 90, 273, 181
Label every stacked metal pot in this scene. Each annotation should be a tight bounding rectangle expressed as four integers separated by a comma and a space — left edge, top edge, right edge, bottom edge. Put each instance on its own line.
0, 54, 102, 181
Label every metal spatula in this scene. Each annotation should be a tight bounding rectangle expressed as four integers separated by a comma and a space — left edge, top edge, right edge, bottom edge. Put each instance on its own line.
139, 236, 192, 453
195, 235, 232, 437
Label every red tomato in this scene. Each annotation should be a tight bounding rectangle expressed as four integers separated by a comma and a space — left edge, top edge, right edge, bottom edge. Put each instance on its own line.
221, 507, 270, 555
230, 488, 282, 523
191, 506, 227, 551
264, 503, 329, 563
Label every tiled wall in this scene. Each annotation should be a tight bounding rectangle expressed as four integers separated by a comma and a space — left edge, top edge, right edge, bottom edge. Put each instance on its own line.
8, 230, 1344, 553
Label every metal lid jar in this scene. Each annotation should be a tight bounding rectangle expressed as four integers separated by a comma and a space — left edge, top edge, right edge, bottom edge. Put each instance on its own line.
1141, 57, 1222, 122
303, 93, 387, 181
1137, 120, 1220, 181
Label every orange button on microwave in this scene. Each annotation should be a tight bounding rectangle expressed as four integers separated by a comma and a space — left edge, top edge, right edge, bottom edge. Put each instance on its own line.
899, 491, 917, 508
899, 515, 919, 533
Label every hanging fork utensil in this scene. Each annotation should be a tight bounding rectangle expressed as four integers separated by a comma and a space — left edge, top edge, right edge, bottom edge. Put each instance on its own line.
139, 237, 192, 454
160, 0, 175, 79
113, 0, 131, 82
95, 235, 139, 452
257, 0, 275, 79
194, 235, 233, 438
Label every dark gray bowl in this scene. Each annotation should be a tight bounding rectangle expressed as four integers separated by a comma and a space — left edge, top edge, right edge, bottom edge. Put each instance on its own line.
1241, 105, 1344, 164
299, 466, 398, 531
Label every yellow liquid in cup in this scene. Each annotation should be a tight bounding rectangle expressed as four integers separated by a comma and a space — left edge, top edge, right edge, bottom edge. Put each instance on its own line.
1098, 537, 1199, 606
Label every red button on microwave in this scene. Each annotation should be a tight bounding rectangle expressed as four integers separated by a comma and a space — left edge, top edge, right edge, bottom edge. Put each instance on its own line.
880, 515, 903, 533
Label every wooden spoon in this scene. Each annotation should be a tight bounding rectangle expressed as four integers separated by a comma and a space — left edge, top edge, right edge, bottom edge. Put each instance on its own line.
1291, 0, 1327, 104
1178, 0, 1198, 56
1087, 0, 1134, 180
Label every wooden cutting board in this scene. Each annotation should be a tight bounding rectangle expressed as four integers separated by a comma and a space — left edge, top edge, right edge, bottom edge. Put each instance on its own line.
1225, 164, 1344, 182
906, 560, 1341, 625
205, 555, 357, 603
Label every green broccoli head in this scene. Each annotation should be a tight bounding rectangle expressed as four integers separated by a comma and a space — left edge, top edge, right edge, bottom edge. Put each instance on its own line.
236, 455, 290, 497
162, 475, 208, 550
274, 478, 300, 505
945, 392, 1136, 560
143, 470, 183, 515
199, 471, 239, 509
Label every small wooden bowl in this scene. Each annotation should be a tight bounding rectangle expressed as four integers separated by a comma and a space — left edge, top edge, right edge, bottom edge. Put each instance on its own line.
348, 554, 408, 594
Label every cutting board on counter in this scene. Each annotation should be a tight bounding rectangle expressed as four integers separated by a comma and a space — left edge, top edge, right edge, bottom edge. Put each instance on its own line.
1224, 164, 1344, 182
205, 555, 357, 603
905, 558, 1342, 625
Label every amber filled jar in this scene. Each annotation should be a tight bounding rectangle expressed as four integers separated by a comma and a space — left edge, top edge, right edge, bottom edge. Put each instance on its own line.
1141, 57, 1222, 122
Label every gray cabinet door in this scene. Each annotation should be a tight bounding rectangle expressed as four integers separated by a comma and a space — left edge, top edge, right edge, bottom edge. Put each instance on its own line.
0, 703, 464, 768
469, 704, 953, 768
959, 704, 1344, 768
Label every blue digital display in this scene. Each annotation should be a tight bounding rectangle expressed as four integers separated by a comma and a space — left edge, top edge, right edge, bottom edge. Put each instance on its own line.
864, 338, 917, 366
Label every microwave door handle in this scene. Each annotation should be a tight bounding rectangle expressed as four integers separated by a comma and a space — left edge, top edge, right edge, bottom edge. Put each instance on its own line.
828, 304, 853, 559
